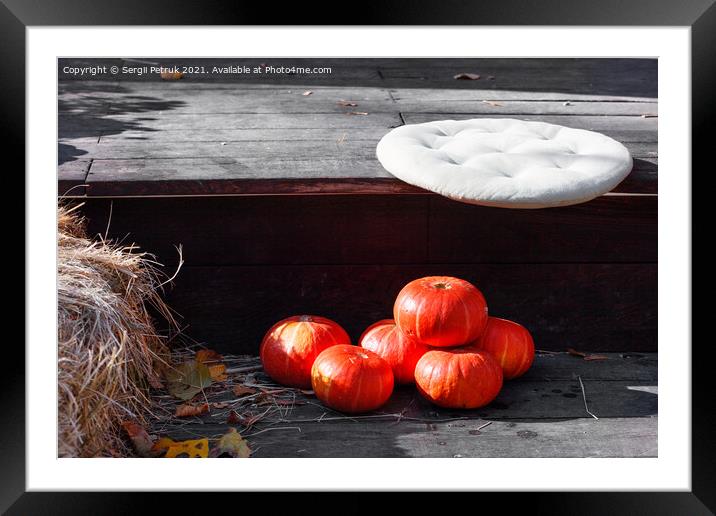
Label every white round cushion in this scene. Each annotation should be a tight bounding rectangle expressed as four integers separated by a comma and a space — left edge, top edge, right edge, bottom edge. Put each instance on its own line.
376, 118, 633, 208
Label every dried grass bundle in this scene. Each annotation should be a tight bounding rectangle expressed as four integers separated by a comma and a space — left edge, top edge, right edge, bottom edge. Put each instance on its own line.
58, 203, 179, 457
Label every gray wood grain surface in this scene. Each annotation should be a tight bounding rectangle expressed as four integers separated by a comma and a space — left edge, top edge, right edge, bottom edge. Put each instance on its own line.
58, 58, 657, 198
149, 352, 657, 458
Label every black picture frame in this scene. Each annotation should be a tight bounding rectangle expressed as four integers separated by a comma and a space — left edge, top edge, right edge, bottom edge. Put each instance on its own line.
7, 1, 709, 513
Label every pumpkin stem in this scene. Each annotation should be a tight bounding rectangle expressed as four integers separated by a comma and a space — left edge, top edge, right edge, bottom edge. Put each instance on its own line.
433, 282, 451, 290
299, 315, 313, 322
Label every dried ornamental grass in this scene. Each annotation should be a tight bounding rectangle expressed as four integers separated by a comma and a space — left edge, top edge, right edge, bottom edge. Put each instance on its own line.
57, 204, 180, 457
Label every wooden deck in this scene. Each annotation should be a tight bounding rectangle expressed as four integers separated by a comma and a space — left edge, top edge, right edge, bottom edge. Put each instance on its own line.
59, 58, 657, 354
150, 352, 657, 458
59, 58, 657, 197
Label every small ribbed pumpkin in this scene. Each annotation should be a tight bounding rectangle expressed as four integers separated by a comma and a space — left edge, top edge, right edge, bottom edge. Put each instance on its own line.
359, 319, 428, 384
259, 315, 349, 389
472, 316, 535, 380
311, 345, 394, 413
414, 348, 503, 409
394, 276, 488, 347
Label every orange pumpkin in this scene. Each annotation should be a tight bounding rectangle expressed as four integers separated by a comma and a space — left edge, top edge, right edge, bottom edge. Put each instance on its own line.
414, 348, 503, 409
472, 316, 535, 379
394, 276, 488, 347
259, 315, 349, 389
311, 345, 394, 413
359, 319, 429, 384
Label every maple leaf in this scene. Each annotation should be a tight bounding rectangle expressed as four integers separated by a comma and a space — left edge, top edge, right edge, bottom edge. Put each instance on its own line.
209, 428, 251, 458
165, 360, 213, 400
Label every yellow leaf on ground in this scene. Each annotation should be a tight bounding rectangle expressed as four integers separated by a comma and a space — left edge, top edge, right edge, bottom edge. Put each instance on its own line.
151, 437, 177, 453
210, 428, 251, 458
164, 438, 209, 458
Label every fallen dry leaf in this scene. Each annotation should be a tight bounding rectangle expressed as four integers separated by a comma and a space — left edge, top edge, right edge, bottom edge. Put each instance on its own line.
207, 364, 227, 382
300, 389, 315, 396
209, 428, 251, 458
454, 73, 481, 80
162, 438, 209, 458
227, 410, 245, 425
232, 385, 258, 397
175, 403, 210, 418
165, 360, 213, 400
227, 410, 264, 429
196, 349, 228, 382
346, 111, 369, 116
160, 70, 184, 81
212, 402, 230, 409
151, 437, 177, 453
482, 100, 504, 107
196, 349, 223, 363
584, 355, 610, 361
121, 421, 161, 457
567, 348, 587, 358
302, 90, 313, 96
336, 100, 358, 107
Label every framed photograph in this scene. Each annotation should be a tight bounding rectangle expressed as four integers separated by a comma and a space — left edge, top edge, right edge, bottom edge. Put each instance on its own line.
10, 0, 709, 512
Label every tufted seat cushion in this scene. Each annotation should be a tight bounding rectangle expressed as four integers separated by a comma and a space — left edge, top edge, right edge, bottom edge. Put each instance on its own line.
376, 118, 633, 208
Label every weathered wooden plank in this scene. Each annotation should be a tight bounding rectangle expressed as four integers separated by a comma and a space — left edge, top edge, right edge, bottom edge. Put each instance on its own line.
394, 101, 657, 116
402, 112, 657, 132
70, 94, 656, 116
57, 159, 90, 196
96, 127, 389, 143
381, 60, 657, 98
81, 194, 654, 267
197, 380, 657, 421
428, 195, 657, 263
277, 417, 654, 458
83, 158, 397, 196
158, 417, 656, 458
60, 139, 657, 161
61, 139, 379, 161
523, 352, 657, 382
59, 112, 401, 132
390, 87, 657, 103
156, 264, 656, 353
78, 157, 655, 197
81, 195, 429, 266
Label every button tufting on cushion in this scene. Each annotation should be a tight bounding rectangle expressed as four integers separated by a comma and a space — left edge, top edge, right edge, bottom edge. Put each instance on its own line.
376, 118, 633, 208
